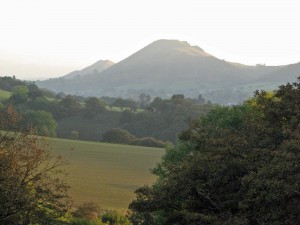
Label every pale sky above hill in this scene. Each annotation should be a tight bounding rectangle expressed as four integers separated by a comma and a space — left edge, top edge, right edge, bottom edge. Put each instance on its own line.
0, 0, 299, 80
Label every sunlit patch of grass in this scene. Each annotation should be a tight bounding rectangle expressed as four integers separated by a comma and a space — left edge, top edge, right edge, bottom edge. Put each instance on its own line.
0, 89, 12, 101
45, 137, 164, 210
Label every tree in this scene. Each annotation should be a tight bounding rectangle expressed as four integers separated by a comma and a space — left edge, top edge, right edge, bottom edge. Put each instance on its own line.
149, 97, 162, 112
171, 94, 185, 104
0, 76, 25, 91
129, 79, 300, 225
27, 83, 43, 101
171, 94, 184, 100
101, 128, 136, 144
101, 210, 132, 225
22, 110, 57, 137
131, 137, 166, 148
73, 202, 101, 220
139, 93, 151, 108
0, 106, 70, 224
112, 98, 137, 111
119, 110, 134, 125
71, 203, 132, 225
58, 95, 82, 118
70, 130, 80, 139
9, 85, 29, 104
197, 94, 205, 104
84, 97, 106, 117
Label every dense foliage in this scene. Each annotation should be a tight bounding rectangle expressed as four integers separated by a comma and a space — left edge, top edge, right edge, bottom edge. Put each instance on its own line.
129, 80, 300, 225
102, 128, 137, 145
119, 96, 212, 142
0, 106, 70, 225
71, 202, 132, 225
0, 77, 214, 144
101, 128, 166, 148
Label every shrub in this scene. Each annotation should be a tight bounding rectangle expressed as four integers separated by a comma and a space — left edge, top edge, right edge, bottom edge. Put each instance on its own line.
102, 128, 137, 144
101, 210, 131, 225
131, 137, 165, 148
70, 218, 107, 225
73, 202, 101, 220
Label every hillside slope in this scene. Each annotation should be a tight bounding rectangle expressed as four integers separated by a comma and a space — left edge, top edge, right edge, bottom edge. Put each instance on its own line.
83, 40, 254, 95
256, 62, 300, 84
63, 60, 114, 79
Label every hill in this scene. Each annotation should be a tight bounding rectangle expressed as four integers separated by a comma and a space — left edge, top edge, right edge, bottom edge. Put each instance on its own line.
63, 60, 114, 79
255, 62, 300, 85
36, 39, 299, 103
82, 40, 256, 95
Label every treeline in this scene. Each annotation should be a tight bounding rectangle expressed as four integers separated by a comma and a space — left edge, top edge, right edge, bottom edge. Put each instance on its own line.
102, 128, 166, 148
0, 76, 214, 147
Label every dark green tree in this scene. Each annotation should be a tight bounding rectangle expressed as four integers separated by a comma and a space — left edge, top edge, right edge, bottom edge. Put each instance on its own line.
0, 76, 25, 91
84, 97, 106, 117
27, 83, 43, 101
102, 128, 137, 144
113, 98, 137, 111
101, 210, 132, 225
57, 95, 82, 118
9, 85, 29, 104
129, 79, 300, 225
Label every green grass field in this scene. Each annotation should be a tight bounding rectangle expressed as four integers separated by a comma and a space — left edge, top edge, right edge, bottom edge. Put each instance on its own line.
46, 138, 164, 210
0, 89, 12, 101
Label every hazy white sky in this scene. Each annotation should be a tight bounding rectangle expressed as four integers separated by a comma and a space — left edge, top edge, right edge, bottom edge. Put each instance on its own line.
0, 0, 299, 80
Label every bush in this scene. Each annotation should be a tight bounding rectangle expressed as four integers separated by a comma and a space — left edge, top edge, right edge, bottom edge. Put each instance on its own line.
131, 137, 165, 148
70, 130, 80, 139
101, 210, 131, 225
70, 218, 107, 225
102, 129, 166, 148
73, 202, 100, 220
102, 128, 137, 144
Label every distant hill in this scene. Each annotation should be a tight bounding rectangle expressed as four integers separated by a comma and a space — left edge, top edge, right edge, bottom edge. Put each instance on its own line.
256, 62, 300, 84
84, 40, 252, 92
36, 39, 299, 103
63, 60, 114, 79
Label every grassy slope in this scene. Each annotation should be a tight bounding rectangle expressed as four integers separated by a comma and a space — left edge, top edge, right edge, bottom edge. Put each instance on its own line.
0, 89, 12, 101
46, 137, 164, 210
